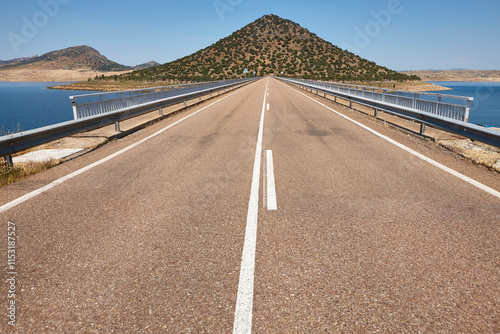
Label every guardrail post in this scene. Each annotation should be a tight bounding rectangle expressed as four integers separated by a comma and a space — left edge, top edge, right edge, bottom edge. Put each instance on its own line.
435, 96, 442, 114
159, 107, 163, 115
374, 108, 378, 118
98, 95, 104, 116
115, 121, 121, 132
71, 97, 78, 120
465, 99, 472, 122
420, 123, 426, 135
4, 155, 13, 166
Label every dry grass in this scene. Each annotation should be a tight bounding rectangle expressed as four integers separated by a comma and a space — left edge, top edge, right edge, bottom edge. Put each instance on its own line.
401, 70, 500, 82
0, 160, 58, 188
349, 80, 450, 92
0, 68, 132, 82
55, 79, 450, 93
50, 80, 182, 92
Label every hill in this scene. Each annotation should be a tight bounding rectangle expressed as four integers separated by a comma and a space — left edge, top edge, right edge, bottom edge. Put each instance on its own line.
0, 45, 132, 72
0, 56, 37, 66
401, 70, 500, 82
101, 14, 419, 83
134, 61, 160, 70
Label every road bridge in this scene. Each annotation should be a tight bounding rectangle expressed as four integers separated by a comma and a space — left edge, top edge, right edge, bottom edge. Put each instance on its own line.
1, 77, 499, 333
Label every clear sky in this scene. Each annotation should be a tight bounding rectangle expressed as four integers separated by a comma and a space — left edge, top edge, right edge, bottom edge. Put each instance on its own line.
0, 0, 498, 71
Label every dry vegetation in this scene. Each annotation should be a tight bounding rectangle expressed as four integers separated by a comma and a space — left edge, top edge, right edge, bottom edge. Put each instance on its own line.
0, 68, 132, 82
0, 160, 58, 188
0, 45, 133, 82
91, 15, 420, 84
49, 80, 167, 91
350, 80, 449, 92
401, 70, 500, 82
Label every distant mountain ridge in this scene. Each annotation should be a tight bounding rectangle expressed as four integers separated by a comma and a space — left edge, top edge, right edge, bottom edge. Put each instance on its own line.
401, 69, 500, 82
0, 46, 131, 72
134, 61, 160, 70
109, 14, 418, 82
0, 56, 38, 66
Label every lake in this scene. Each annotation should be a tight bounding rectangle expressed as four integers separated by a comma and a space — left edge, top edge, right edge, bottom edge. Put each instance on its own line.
0, 82, 101, 134
1, 81, 499, 135
427, 81, 500, 127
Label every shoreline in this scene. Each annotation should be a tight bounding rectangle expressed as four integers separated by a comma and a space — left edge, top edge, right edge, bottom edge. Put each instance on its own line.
0, 68, 132, 83
424, 78, 500, 83
50, 79, 450, 93
400, 70, 500, 83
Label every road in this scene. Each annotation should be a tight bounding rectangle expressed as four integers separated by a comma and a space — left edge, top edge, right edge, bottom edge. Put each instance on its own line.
1, 77, 499, 333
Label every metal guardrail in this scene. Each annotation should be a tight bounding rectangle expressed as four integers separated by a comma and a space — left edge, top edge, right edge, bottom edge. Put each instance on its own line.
70, 79, 247, 119
1, 78, 260, 163
277, 77, 500, 148
284, 78, 473, 122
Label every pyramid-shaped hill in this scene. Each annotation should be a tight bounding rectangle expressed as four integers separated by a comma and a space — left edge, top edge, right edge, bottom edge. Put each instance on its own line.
110, 14, 419, 82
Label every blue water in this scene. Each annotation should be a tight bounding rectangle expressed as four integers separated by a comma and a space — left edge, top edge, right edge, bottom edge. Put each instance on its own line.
0, 82, 101, 134
1, 81, 499, 133
427, 81, 500, 127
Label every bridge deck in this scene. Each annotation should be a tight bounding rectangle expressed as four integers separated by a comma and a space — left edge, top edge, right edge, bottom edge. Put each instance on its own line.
1, 77, 498, 332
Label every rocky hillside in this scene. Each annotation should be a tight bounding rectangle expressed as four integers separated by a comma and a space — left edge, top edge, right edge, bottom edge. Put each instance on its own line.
0, 46, 131, 72
107, 14, 419, 83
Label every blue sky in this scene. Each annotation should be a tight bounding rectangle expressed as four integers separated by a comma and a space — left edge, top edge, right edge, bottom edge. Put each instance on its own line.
0, 0, 498, 71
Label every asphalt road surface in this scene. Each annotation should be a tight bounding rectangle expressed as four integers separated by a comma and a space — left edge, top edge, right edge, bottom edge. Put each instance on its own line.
1, 77, 499, 333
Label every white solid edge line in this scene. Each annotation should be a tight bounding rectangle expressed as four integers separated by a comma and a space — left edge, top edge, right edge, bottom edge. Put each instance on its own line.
266, 150, 277, 211
0, 88, 246, 215
233, 78, 268, 334
288, 84, 500, 200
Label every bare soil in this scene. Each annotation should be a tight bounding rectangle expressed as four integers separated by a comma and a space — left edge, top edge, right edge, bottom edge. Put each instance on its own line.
0, 68, 132, 82
401, 70, 500, 82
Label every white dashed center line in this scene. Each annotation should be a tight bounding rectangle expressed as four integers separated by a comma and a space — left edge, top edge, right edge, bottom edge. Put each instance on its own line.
266, 150, 277, 211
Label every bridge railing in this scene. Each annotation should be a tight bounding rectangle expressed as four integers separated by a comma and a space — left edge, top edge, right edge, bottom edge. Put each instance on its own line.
70, 79, 247, 119
276, 77, 500, 148
294, 79, 472, 122
1, 78, 260, 164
